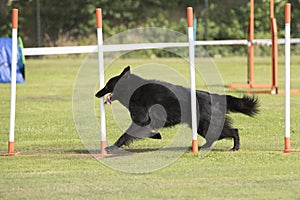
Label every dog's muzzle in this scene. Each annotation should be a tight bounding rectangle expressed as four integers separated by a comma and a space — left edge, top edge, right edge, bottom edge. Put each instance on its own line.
105, 93, 113, 105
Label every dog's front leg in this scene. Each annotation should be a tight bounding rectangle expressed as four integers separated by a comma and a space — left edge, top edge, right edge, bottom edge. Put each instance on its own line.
105, 122, 153, 152
105, 132, 137, 152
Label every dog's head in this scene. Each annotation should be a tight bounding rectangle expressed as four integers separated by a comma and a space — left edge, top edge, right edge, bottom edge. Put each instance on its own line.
95, 66, 131, 104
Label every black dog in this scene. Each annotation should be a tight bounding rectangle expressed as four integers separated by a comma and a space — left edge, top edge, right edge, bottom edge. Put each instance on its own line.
95, 66, 259, 152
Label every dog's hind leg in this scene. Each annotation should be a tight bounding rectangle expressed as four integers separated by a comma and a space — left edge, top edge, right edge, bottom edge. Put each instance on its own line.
230, 128, 240, 151
218, 128, 240, 151
199, 131, 219, 150
200, 128, 240, 151
198, 120, 222, 151
200, 140, 214, 150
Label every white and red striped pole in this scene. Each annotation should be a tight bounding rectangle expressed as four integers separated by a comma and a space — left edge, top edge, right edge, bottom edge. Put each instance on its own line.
7, 9, 19, 156
96, 8, 107, 156
187, 7, 198, 153
284, 3, 291, 155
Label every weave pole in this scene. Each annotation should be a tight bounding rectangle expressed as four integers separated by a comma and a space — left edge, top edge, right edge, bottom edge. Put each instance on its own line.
283, 3, 291, 155
96, 8, 106, 156
6, 9, 19, 156
270, 17, 278, 94
187, 7, 198, 153
248, 0, 255, 86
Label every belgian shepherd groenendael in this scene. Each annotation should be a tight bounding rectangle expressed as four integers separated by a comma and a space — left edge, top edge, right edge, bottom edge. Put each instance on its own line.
95, 66, 259, 152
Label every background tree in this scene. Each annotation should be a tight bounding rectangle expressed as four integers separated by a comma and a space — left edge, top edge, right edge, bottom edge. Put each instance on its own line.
0, 0, 299, 55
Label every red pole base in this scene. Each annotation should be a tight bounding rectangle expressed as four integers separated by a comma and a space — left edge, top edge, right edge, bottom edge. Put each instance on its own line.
2, 141, 20, 156
8, 141, 15, 155
100, 140, 107, 156
283, 137, 291, 155
192, 140, 198, 153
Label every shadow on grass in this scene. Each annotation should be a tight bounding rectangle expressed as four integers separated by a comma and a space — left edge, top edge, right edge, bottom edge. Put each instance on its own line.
65, 146, 233, 156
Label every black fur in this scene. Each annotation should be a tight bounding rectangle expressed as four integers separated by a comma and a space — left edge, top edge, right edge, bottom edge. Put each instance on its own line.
95, 66, 259, 152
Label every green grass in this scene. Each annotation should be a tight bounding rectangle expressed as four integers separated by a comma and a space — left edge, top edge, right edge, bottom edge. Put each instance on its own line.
1, 56, 300, 199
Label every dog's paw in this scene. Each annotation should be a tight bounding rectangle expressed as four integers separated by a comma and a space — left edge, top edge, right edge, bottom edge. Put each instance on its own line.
200, 146, 211, 151
105, 145, 119, 153
229, 147, 239, 151
200, 143, 212, 151
149, 132, 162, 139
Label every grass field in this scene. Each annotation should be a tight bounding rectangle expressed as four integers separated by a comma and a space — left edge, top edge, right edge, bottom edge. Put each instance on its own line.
1, 55, 300, 199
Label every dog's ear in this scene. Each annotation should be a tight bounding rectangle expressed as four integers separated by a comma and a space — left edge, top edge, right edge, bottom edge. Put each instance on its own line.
120, 66, 130, 78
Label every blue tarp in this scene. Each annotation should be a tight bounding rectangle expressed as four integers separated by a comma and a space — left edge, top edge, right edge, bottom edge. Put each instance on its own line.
0, 38, 25, 83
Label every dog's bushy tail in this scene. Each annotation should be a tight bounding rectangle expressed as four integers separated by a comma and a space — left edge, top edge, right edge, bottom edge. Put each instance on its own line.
226, 95, 259, 117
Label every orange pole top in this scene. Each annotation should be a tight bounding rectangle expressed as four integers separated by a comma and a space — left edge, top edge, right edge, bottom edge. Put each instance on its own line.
249, 0, 254, 41
285, 3, 291, 24
96, 8, 102, 28
270, 0, 274, 19
187, 7, 193, 27
249, 0, 254, 18
12, 9, 18, 29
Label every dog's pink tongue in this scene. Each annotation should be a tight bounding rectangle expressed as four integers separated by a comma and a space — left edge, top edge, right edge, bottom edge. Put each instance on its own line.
106, 93, 112, 105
